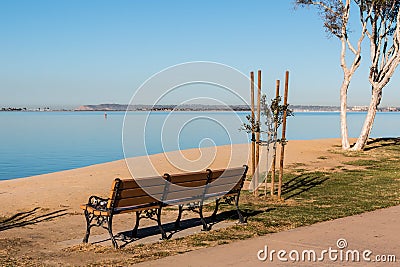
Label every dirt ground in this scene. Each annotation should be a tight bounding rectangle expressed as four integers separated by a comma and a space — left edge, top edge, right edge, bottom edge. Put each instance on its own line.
0, 138, 361, 266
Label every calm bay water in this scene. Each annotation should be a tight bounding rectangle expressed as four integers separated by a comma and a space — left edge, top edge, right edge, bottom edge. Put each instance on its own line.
0, 111, 399, 180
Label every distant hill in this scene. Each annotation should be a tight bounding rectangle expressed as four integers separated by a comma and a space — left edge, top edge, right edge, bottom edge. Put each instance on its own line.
75, 104, 128, 111
1, 104, 398, 112
74, 104, 399, 112
75, 104, 251, 111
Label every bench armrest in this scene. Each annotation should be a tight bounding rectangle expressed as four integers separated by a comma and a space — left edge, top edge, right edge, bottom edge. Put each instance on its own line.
87, 195, 109, 211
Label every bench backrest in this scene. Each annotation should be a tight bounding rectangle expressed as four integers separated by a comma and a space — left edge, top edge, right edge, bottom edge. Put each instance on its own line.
163, 165, 248, 204
107, 165, 248, 211
107, 175, 167, 212
162, 170, 211, 205
205, 165, 248, 199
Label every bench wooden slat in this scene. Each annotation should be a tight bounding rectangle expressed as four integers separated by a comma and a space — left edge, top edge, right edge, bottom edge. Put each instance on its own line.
169, 171, 209, 184
117, 185, 165, 198
169, 179, 207, 188
114, 195, 159, 208
80, 205, 111, 216
118, 176, 166, 190
113, 203, 160, 214
206, 184, 236, 195
163, 197, 203, 206
164, 188, 204, 201
163, 187, 205, 197
211, 168, 245, 179
208, 181, 242, 191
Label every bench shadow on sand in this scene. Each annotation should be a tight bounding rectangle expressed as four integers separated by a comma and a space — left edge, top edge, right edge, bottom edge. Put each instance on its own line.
0, 207, 68, 231
89, 173, 330, 248
91, 208, 264, 248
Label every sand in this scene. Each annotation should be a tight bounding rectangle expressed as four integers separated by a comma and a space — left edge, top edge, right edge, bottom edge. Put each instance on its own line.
0, 139, 343, 215
0, 138, 361, 265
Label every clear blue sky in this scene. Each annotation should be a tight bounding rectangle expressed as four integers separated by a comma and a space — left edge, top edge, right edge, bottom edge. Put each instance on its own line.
1, 0, 399, 107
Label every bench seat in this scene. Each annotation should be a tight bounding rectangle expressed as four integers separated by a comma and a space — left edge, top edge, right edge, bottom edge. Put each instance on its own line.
80, 165, 248, 248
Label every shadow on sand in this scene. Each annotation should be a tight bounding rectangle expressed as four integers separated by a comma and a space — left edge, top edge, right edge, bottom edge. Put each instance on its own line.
102, 174, 329, 247
0, 207, 68, 231
91, 208, 264, 248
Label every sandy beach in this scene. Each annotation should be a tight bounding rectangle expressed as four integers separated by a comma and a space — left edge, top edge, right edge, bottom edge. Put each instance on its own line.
0, 139, 344, 215
2, 138, 389, 266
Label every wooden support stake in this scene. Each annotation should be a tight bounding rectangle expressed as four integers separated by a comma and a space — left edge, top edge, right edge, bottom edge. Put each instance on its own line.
255, 70, 261, 196
250, 72, 256, 192
278, 71, 289, 200
271, 80, 280, 196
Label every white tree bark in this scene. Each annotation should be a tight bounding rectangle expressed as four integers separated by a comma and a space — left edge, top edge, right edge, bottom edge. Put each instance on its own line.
351, 88, 381, 150
340, 77, 350, 149
351, 5, 400, 151
338, 0, 365, 150
296, 1, 399, 151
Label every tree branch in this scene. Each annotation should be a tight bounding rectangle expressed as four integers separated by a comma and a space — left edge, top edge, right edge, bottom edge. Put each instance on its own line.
377, 10, 400, 88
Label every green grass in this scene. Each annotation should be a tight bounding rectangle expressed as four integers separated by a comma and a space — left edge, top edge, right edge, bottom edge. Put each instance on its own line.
73, 138, 400, 266
344, 159, 380, 167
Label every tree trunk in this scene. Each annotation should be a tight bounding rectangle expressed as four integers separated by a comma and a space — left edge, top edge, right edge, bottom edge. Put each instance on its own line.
351, 87, 382, 151
340, 77, 350, 150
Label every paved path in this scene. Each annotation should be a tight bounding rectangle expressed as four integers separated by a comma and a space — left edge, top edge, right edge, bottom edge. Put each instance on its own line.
136, 205, 400, 266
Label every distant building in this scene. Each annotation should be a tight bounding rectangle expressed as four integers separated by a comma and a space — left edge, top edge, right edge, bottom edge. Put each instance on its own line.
351, 106, 368, 111
387, 107, 399, 112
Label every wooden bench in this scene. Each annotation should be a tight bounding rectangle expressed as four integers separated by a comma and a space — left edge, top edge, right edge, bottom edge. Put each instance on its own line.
80, 165, 248, 248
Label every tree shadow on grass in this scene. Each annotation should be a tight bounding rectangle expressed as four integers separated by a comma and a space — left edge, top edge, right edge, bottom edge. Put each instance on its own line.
362, 137, 400, 151
281, 173, 329, 200
0, 207, 68, 231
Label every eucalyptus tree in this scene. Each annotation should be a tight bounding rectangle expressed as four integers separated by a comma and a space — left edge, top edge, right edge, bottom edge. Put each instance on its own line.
296, 0, 367, 149
296, 0, 400, 151
351, 0, 400, 150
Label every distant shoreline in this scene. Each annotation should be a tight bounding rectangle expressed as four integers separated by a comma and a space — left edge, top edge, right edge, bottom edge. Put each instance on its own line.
2, 110, 400, 113
2, 104, 400, 112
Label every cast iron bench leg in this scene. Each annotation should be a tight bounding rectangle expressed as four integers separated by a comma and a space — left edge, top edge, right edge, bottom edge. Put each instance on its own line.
157, 208, 167, 239
199, 205, 210, 231
107, 215, 118, 249
131, 211, 141, 237
175, 205, 183, 228
211, 198, 220, 220
235, 195, 245, 224
83, 210, 92, 243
